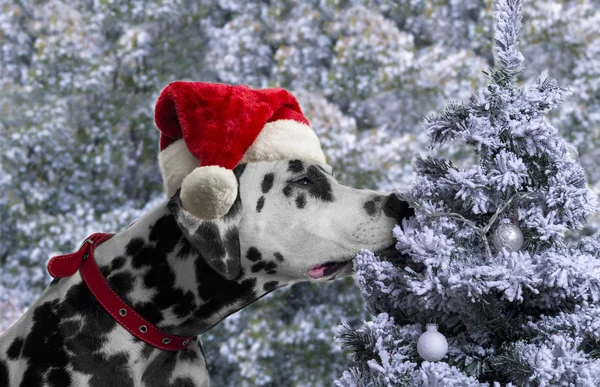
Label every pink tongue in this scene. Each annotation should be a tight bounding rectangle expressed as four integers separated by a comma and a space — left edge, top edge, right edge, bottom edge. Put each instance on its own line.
308, 265, 327, 279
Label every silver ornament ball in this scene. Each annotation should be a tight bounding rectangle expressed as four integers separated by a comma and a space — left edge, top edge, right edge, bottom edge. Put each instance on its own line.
492, 222, 524, 252
417, 324, 448, 362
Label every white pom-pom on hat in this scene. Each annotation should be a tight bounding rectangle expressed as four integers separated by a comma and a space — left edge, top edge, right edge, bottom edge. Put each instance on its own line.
180, 166, 238, 220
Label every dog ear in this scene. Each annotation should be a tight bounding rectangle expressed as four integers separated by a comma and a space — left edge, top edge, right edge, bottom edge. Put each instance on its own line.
167, 166, 245, 280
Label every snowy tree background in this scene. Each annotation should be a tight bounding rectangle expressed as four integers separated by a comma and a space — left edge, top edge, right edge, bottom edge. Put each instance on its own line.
0, 0, 598, 385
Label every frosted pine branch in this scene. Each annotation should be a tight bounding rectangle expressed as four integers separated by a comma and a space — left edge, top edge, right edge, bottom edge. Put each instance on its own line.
493, 0, 524, 83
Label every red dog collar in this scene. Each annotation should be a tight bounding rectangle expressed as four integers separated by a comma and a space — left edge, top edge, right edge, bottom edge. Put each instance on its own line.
47, 233, 195, 351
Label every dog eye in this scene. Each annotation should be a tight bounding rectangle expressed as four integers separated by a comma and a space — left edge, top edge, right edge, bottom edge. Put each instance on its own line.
293, 177, 313, 186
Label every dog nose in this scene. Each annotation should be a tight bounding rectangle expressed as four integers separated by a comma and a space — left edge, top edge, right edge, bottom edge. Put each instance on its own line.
383, 194, 414, 222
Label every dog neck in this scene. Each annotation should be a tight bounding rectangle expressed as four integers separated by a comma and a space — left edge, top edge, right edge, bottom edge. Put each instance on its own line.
88, 199, 277, 338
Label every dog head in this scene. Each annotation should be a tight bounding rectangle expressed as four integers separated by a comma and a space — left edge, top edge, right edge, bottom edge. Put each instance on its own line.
168, 159, 412, 284
157, 82, 413, 285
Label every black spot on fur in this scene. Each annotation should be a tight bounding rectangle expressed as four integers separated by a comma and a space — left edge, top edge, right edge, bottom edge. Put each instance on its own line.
142, 253, 173, 290
75, 352, 134, 387
373, 196, 382, 203
143, 257, 173, 291
256, 196, 265, 212
263, 281, 279, 292
111, 256, 126, 270
364, 200, 377, 216
7, 336, 23, 360
59, 320, 81, 338
141, 343, 155, 359
296, 193, 307, 209
274, 252, 284, 262
177, 240, 194, 259
20, 301, 72, 386
126, 237, 145, 256
306, 165, 335, 202
108, 272, 134, 295
48, 366, 72, 386
171, 376, 196, 387
130, 243, 157, 269
133, 302, 164, 325
178, 346, 200, 362
100, 264, 111, 278
173, 291, 198, 318
288, 160, 305, 173
144, 265, 197, 320
0, 360, 8, 387
283, 184, 293, 197
262, 173, 275, 193
246, 247, 262, 262
149, 215, 181, 254
251, 261, 278, 274
142, 350, 179, 386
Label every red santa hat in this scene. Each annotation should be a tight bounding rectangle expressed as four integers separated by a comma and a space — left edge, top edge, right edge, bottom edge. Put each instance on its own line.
155, 81, 327, 220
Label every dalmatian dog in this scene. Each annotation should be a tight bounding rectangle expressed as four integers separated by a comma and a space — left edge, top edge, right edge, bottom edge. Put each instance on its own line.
0, 158, 412, 387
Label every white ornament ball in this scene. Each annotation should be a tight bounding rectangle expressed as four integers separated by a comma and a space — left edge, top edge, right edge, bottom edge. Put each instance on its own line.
565, 143, 579, 161
492, 222, 524, 252
417, 324, 448, 362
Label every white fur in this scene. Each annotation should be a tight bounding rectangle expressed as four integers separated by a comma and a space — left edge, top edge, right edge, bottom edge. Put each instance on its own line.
158, 139, 199, 197
240, 120, 327, 165
180, 166, 238, 220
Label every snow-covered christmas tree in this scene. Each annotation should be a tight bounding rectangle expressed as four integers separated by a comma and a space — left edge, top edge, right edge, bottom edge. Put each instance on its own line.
335, 0, 600, 385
